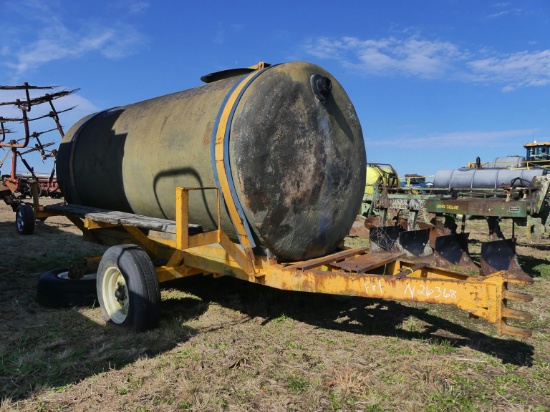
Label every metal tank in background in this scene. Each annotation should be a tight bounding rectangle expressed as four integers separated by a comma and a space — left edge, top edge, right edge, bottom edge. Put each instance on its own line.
433, 167, 547, 189
488, 156, 527, 169
56, 61, 366, 261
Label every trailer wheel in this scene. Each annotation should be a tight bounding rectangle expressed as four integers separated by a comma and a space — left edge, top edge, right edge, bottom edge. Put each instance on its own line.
97, 244, 160, 331
37, 268, 97, 307
15, 204, 35, 235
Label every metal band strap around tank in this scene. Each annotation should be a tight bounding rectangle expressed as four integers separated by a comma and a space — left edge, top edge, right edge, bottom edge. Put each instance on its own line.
211, 66, 275, 253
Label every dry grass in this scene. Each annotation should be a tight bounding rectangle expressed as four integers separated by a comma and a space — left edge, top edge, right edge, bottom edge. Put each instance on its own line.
1, 200, 549, 411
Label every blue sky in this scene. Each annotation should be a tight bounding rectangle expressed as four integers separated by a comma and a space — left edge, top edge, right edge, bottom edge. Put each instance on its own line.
1, 0, 549, 179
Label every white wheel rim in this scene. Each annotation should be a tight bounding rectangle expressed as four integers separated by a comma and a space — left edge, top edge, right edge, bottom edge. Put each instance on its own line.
57, 271, 96, 281
102, 266, 129, 324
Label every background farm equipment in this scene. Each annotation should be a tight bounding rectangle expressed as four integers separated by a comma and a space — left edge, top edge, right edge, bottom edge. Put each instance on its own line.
0, 82, 75, 218
0, 172, 61, 199
467, 140, 550, 171
357, 161, 549, 277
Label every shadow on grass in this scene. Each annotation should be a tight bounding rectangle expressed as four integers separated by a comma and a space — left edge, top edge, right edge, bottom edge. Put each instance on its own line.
462, 249, 548, 279
518, 255, 550, 278
168, 275, 535, 367
0, 212, 538, 402
0, 218, 209, 402
516, 243, 550, 251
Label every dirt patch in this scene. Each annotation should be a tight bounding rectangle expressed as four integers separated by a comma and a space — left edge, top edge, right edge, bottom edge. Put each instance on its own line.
1, 200, 549, 411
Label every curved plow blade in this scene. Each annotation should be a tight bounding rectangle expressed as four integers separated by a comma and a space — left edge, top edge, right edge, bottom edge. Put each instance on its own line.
432, 233, 478, 272
370, 227, 432, 258
396, 229, 432, 257
369, 226, 402, 252
349, 215, 371, 238
480, 239, 527, 277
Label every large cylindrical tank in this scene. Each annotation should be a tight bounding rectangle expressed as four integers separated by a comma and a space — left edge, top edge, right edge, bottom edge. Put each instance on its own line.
488, 156, 526, 169
433, 168, 546, 189
57, 62, 366, 261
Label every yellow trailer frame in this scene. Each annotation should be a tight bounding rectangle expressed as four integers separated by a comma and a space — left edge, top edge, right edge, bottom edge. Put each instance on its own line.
36, 186, 534, 338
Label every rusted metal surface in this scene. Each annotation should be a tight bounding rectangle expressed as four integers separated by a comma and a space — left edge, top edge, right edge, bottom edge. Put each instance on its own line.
431, 233, 478, 271
227, 63, 365, 260
330, 251, 405, 273
349, 215, 371, 237
180, 242, 534, 338
369, 226, 432, 258
425, 198, 528, 218
290, 246, 371, 271
480, 239, 527, 277
359, 164, 549, 279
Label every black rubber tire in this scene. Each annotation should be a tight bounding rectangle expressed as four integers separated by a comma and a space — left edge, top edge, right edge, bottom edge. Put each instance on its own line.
97, 244, 160, 331
37, 268, 97, 307
16, 204, 35, 235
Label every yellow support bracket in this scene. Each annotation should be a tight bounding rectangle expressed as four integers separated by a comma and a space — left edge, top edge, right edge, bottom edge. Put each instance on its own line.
123, 225, 161, 257
84, 219, 117, 230
173, 187, 256, 277
156, 265, 202, 283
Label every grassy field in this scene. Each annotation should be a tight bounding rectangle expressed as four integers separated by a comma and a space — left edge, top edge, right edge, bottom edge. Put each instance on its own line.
0, 200, 549, 411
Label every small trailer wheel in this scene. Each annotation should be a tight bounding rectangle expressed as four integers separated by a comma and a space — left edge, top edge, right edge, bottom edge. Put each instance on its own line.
15, 204, 35, 235
97, 244, 160, 331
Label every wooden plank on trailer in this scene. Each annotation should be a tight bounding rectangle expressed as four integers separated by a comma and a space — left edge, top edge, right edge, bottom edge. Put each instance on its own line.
44, 203, 201, 234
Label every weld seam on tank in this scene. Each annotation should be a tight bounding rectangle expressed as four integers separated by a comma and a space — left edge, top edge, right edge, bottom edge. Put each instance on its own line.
210, 66, 276, 247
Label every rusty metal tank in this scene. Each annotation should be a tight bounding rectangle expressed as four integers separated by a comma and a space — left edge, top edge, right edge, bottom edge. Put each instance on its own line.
56, 61, 366, 261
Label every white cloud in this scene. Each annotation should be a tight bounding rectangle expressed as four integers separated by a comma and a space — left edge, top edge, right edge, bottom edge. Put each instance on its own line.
5, 23, 148, 78
305, 35, 550, 91
1, 1, 149, 79
365, 129, 536, 149
212, 23, 244, 45
468, 50, 550, 91
213, 25, 225, 45
305, 36, 466, 79
126, 1, 149, 14
487, 2, 522, 19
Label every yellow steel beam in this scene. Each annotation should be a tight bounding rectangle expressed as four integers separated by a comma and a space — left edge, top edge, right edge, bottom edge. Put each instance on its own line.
176, 188, 189, 250
156, 265, 202, 282
123, 225, 161, 257
84, 219, 117, 230
218, 230, 256, 276
178, 244, 533, 338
